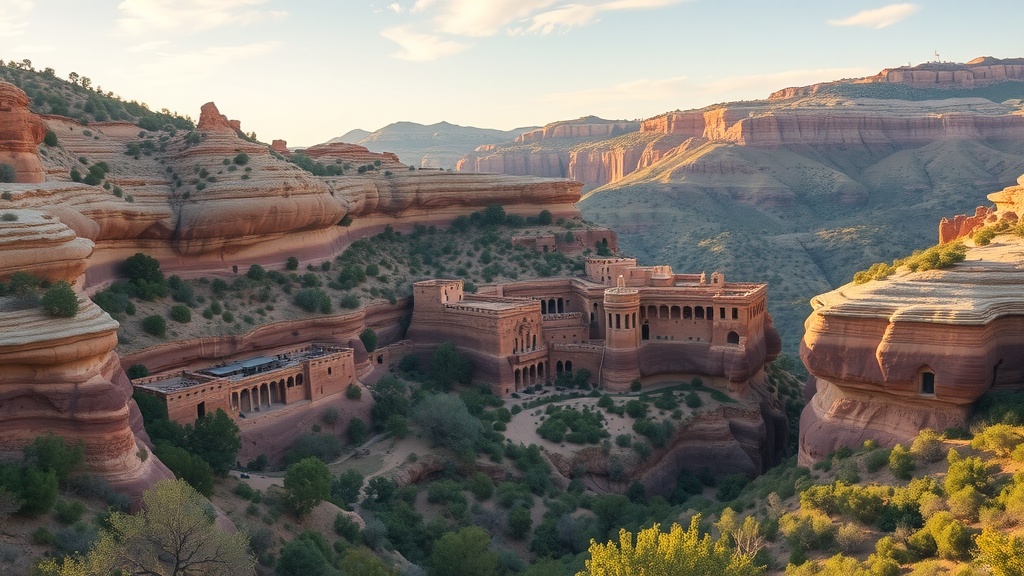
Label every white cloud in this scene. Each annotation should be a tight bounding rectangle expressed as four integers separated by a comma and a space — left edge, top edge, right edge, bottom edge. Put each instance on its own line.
0, 0, 33, 37
388, 2, 403, 13
380, 26, 468, 61
125, 41, 283, 85
383, 0, 683, 61
828, 3, 920, 29
117, 0, 287, 35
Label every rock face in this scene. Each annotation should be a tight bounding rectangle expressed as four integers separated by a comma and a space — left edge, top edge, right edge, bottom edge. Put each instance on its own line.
939, 174, 1024, 243
771, 56, 1024, 99
0, 81, 47, 182
0, 209, 93, 282
799, 230, 1024, 464
196, 102, 240, 134
456, 60, 1024, 189
300, 141, 404, 168
0, 214, 172, 496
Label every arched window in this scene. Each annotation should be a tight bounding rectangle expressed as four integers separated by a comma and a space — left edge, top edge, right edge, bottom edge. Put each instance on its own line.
557, 298, 564, 313
556, 361, 563, 373
727, 331, 740, 345
695, 306, 704, 319
683, 306, 692, 319
920, 369, 936, 395
670, 306, 680, 319
659, 305, 669, 318
565, 361, 573, 372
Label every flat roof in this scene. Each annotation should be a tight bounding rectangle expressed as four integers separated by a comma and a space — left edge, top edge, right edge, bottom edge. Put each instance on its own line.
203, 356, 276, 376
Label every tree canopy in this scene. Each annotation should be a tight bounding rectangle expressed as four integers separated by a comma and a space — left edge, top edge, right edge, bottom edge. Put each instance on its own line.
284, 457, 332, 517
577, 516, 762, 576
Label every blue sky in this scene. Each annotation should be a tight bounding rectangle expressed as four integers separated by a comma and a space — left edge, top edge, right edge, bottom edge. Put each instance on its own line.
1, 1, 1020, 146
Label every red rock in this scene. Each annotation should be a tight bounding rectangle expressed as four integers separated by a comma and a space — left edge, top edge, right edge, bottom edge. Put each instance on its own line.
271, 139, 288, 154
301, 141, 404, 168
196, 102, 239, 133
0, 81, 47, 182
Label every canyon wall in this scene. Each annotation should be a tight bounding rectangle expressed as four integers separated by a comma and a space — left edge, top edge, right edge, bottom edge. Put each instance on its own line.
798, 214, 1024, 464
0, 82, 47, 182
0, 209, 171, 497
771, 56, 1024, 99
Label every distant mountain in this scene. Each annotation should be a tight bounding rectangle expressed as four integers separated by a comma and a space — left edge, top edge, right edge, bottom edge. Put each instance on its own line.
326, 121, 536, 169
451, 57, 1024, 358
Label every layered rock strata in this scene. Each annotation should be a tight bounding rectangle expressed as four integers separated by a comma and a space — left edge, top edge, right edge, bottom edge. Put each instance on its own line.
799, 236, 1024, 464
940, 174, 1024, 243
0, 214, 171, 494
0, 81, 46, 182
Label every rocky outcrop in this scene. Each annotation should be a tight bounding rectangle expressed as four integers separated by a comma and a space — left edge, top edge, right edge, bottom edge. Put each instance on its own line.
0, 209, 93, 282
300, 142, 404, 168
514, 117, 639, 144
771, 57, 1024, 99
798, 233, 1024, 464
270, 139, 288, 154
0, 81, 47, 182
939, 174, 1024, 243
0, 233, 172, 497
196, 102, 240, 134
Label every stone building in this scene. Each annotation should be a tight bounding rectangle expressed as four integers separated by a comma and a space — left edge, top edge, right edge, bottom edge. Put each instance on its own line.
133, 344, 354, 425
405, 257, 779, 396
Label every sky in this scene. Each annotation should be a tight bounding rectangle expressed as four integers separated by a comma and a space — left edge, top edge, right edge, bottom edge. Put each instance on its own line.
1, 0, 1021, 146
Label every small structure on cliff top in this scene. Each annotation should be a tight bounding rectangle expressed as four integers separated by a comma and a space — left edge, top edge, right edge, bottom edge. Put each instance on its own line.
405, 256, 780, 397
133, 344, 354, 425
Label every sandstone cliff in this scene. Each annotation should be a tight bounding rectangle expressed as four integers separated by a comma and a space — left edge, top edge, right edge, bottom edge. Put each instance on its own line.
0, 211, 172, 497
0, 81, 47, 182
799, 229, 1024, 464
770, 56, 1024, 99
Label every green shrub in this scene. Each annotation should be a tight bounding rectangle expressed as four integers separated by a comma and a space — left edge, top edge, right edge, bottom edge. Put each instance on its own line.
233, 152, 249, 165
340, 294, 360, 309
1, 212, 17, 221
630, 380, 641, 392
359, 328, 377, 352
889, 444, 915, 480
44, 130, 58, 146
347, 417, 368, 445
246, 264, 265, 280
141, 315, 167, 337
293, 288, 332, 313
169, 304, 191, 323
973, 227, 996, 246
126, 364, 149, 379
41, 281, 79, 317
346, 384, 362, 400
286, 256, 299, 270
910, 428, 944, 463
0, 163, 15, 183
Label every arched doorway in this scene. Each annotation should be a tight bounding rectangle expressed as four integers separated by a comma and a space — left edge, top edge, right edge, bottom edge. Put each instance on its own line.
727, 331, 740, 344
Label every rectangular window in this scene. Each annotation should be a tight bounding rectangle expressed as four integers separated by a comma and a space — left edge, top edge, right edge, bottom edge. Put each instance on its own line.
731, 307, 738, 320
719, 307, 726, 319
921, 373, 935, 395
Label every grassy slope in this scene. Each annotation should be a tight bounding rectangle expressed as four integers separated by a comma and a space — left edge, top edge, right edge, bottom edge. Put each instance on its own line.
579, 138, 1024, 359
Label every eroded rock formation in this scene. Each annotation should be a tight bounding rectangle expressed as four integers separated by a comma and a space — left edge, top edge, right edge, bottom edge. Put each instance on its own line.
771, 56, 1024, 99
799, 229, 1024, 464
0, 81, 47, 182
0, 212, 171, 496
300, 141, 404, 168
940, 174, 1024, 243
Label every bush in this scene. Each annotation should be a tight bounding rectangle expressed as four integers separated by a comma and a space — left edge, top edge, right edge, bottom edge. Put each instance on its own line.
44, 130, 58, 146
1, 212, 17, 221
141, 315, 167, 337
685, 391, 703, 408
339, 294, 360, 309
169, 304, 191, 323
126, 364, 149, 379
470, 472, 494, 500
889, 444, 915, 479
910, 429, 945, 463
286, 256, 299, 270
40, 281, 79, 317
0, 163, 15, 183
233, 152, 249, 165
246, 264, 265, 280
294, 288, 332, 313
630, 379, 642, 392
347, 417, 368, 445
331, 469, 364, 505
345, 384, 362, 400
359, 328, 377, 352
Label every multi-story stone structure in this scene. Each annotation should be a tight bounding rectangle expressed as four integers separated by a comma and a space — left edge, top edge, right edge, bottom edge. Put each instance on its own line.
406, 257, 779, 396
133, 344, 354, 424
